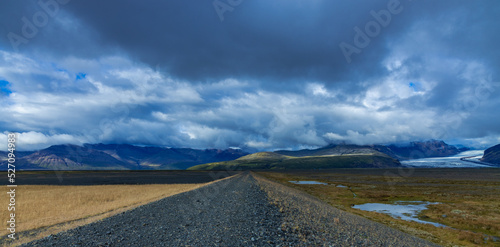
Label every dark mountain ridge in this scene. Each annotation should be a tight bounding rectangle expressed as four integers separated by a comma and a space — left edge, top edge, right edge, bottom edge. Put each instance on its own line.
481, 144, 500, 165
189, 140, 462, 170
1, 140, 462, 170
275, 140, 460, 161
0, 144, 248, 170
383, 140, 460, 160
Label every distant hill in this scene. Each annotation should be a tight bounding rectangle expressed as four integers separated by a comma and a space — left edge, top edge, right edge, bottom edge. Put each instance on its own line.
0, 144, 248, 170
188, 140, 462, 170
275, 144, 386, 157
481, 144, 500, 165
188, 149, 401, 170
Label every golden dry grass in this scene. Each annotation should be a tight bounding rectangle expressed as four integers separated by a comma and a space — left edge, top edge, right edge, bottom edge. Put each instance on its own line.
0, 183, 205, 246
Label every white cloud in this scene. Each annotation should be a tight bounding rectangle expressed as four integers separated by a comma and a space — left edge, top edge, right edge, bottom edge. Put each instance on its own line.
152, 111, 172, 121
307, 83, 334, 97
324, 132, 344, 141
245, 141, 272, 149
0, 131, 88, 151
0, 33, 499, 151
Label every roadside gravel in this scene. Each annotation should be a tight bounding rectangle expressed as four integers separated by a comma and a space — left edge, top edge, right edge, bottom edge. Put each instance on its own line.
24, 173, 439, 246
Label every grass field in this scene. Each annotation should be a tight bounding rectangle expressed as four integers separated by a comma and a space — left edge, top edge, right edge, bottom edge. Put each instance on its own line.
257, 168, 500, 247
0, 183, 205, 246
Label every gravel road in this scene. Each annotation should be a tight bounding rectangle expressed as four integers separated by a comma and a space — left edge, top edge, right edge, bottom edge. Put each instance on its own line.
24, 173, 439, 246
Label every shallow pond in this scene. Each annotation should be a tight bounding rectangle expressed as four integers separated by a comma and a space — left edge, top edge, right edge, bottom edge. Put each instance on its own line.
289, 181, 327, 185
352, 201, 447, 227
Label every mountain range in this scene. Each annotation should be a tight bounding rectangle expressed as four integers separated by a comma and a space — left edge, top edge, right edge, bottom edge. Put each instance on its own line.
1, 140, 488, 170
189, 140, 462, 170
0, 144, 248, 170
273, 140, 462, 161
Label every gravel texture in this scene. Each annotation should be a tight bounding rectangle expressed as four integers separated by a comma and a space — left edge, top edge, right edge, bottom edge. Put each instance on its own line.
24, 173, 439, 246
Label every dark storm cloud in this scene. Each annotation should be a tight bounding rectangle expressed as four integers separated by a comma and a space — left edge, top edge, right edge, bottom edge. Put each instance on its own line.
2, 0, 499, 85
1, 0, 389, 84
0, 0, 499, 150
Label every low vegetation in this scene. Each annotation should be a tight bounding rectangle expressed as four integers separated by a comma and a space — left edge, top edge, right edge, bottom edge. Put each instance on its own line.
0, 183, 204, 246
257, 168, 500, 247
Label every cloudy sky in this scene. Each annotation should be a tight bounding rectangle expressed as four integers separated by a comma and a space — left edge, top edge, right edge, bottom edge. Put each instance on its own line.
0, 0, 499, 151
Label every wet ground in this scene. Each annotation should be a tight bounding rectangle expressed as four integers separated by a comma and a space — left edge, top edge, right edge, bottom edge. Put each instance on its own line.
288, 180, 327, 185
353, 201, 447, 228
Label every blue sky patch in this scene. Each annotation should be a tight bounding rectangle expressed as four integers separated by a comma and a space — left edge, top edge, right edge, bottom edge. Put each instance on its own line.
76, 73, 87, 80
408, 82, 421, 92
0, 80, 12, 96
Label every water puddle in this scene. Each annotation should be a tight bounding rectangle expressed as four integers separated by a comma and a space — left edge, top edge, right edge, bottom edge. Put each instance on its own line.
336, 185, 348, 188
352, 201, 446, 227
289, 181, 327, 185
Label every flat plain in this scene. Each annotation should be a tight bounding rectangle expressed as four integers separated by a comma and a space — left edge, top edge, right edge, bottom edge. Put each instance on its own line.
2, 168, 499, 246
257, 168, 500, 246
0, 170, 236, 246
20, 173, 437, 247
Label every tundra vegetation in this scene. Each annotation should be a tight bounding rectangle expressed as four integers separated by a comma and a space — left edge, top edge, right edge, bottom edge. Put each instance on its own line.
257, 168, 500, 247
